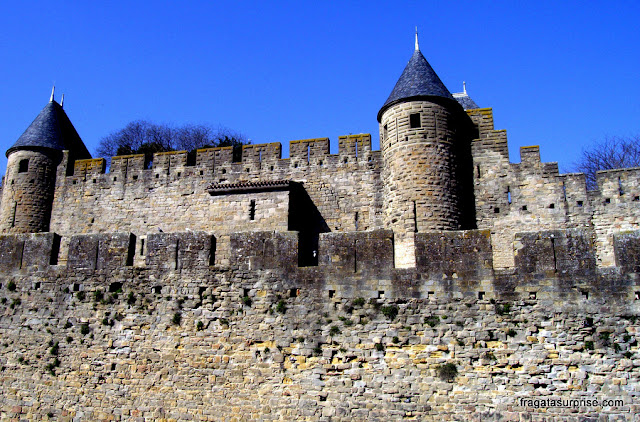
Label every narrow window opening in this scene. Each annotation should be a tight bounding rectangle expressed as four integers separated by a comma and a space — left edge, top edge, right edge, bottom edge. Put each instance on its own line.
294, 162, 298, 168
73, 180, 77, 185
529, 292, 537, 300
383, 124, 388, 140
368, 156, 372, 162
200, 170, 204, 175
249, 200, 256, 220
92, 179, 96, 184
328, 290, 335, 298
413, 201, 418, 232
635, 196, 640, 202
319, 160, 323, 166
177, 172, 181, 177
140, 239, 145, 255
343, 158, 348, 164
155, 174, 159, 178
259, 150, 262, 162
307, 145, 310, 164
49, 233, 61, 265
209, 235, 216, 266
34, 282, 41, 290
270, 166, 274, 171
221, 168, 226, 174
246, 168, 250, 173
153, 286, 162, 294
355, 141, 358, 158
409, 113, 421, 128
577, 200, 584, 207
73, 283, 80, 292
477, 165, 481, 178
354, 240, 358, 273
174, 239, 180, 270
289, 288, 298, 298
562, 181, 567, 202
126, 234, 136, 266
427, 291, 434, 300
113, 177, 117, 182
94, 240, 100, 270
18, 159, 28, 173
551, 238, 557, 273
619, 177, 624, 196
243, 288, 250, 297
507, 187, 511, 204
581, 290, 589, 300
478, 291, 485, 300
111, 363, 116, 371
378, 290, 385, 299
635, 291, 640, 300
354, 212, 359, 231
10, 202, 17, 228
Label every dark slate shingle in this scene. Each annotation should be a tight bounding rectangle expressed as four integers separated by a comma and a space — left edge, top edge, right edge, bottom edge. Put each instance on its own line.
378, 49, 454, 121
452, 92, 479, 110
7, 101, 91, 159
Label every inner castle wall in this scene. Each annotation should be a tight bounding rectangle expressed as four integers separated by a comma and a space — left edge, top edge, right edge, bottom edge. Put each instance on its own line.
41, 108, 640, 272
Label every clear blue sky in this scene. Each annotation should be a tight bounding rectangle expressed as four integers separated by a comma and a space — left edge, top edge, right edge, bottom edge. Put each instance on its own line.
1, 1, 638, 177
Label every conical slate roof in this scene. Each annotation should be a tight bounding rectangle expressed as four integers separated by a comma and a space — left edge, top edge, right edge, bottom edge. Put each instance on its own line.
378, 49, 454, 122
452, 86, 479, 110
7, 100, 91, 158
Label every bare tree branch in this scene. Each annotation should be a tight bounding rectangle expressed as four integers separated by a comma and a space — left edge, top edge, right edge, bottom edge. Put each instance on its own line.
572, 135, 640, 190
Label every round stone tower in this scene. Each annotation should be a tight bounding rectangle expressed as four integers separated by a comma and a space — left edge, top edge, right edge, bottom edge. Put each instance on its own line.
0, 90, 91, 233
378, 35, 467, 266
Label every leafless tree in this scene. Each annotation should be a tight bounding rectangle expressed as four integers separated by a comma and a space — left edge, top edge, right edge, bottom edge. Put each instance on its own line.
573, 136, 640, 190
96, 121, 249, 158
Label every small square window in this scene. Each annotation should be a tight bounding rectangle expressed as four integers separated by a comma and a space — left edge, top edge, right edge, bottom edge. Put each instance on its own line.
18, 159, 28, 173
409, 113, 421, 128
577, 200, 583, 207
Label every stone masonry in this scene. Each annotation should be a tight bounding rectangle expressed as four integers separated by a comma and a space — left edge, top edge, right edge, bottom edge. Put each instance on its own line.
0, 36, 639, 420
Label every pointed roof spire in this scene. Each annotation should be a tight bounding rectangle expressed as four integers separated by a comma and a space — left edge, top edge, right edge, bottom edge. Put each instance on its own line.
415, 27, 419, 51
452, 81, 479, 110
378, 33, 455, 121
49, 86, 55, 102
6, 97, 91, 158
60, 94, 64, 109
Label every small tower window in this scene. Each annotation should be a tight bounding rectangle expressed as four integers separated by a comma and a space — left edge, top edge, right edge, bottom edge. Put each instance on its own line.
18, 159, 29, 173
383, 124, 388, 140
409, 113, 421, 128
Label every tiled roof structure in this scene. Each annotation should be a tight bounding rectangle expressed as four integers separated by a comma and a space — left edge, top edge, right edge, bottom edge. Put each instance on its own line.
7, 100, 91, 158
378, 47, 454, 121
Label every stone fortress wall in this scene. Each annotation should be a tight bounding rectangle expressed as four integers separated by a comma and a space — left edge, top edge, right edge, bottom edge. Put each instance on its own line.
2, 38, 640, 420
0, 227, 639, 420
33, 106, 640, 272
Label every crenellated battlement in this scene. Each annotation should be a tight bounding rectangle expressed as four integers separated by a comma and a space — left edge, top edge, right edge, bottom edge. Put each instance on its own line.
1, 228, 638, 301
69, 134, 377, 181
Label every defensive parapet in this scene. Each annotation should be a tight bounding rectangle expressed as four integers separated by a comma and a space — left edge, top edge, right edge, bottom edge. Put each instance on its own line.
1, 228, 638, 302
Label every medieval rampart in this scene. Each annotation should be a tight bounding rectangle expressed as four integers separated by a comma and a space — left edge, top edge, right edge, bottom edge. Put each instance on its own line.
0, 229, 639, 420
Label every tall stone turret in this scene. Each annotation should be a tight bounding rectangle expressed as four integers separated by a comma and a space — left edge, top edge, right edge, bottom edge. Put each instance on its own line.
0, 90, 90, 233
378, 34, 473, 267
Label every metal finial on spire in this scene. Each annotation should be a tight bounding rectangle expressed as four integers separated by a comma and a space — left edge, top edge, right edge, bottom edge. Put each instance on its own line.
463, 81, 467, 95
60, 94, 64, 108
49, 86, 55, 102
415, 27, 419, 51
